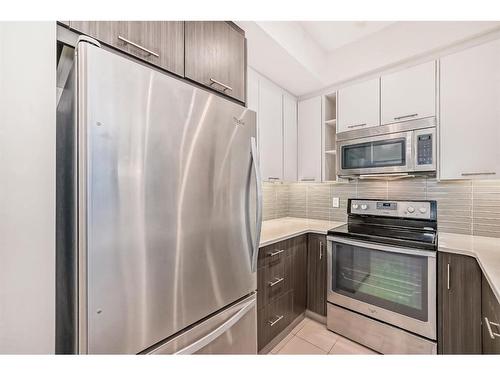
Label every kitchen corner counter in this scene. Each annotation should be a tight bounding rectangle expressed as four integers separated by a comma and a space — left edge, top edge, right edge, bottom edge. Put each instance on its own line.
439, 232, 500, 304
260, 217, 345, 248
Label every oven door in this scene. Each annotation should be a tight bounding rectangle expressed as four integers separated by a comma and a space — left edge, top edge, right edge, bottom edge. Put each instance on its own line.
327, 236, 436, 340
337, 131, 413, 176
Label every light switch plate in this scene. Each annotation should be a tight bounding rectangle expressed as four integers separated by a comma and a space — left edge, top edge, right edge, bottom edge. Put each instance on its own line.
332, 197, 340, 208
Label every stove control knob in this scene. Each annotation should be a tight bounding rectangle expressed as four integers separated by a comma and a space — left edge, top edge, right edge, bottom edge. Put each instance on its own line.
419, 207, 427, 214
407, 206, 415, 213
352, 204, 359, 210
361, 204, 368, 210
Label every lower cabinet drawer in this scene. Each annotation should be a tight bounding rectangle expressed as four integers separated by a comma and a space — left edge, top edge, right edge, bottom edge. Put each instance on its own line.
257, 254, 292, 307
257, 291, 293, 351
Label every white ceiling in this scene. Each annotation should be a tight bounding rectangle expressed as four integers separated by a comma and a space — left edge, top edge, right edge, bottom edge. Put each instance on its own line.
299, 21, 394, 52
237, 21, 500, 97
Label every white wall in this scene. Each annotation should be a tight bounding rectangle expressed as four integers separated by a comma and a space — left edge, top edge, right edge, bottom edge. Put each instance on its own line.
0, 22, 56, 353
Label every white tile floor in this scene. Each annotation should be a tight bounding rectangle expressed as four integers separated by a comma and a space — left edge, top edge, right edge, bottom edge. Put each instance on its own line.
270, 317, 379, 355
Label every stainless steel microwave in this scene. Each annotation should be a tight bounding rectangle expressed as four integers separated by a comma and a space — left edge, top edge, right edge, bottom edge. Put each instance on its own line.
336, 119, 436, 177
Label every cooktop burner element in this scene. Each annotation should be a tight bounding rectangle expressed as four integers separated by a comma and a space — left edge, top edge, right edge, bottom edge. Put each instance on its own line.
328, 199, 438, 251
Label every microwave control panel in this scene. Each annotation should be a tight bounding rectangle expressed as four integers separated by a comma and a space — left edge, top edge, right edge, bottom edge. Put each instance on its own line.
416, 133, 433, 165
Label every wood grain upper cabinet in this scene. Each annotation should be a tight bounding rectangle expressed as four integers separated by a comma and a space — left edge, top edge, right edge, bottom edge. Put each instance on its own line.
283, 93, 298, 182
69, 21, 185, 76
381, 61, 436, 125
258, 78, 283, 182
438, 252, 482, 354
440, 38, 500, 180
337, 78, 380, 133
185, 21, 246, 102
482, 274, 500, 354
298, 96, 322, 182
307, 234, 327, 316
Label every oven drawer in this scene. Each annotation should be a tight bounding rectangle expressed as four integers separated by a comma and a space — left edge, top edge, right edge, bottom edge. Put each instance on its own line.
327, 303, 436, 354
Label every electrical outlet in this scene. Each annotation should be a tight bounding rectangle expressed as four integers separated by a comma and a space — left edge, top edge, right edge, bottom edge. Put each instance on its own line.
332, 197, 340, 208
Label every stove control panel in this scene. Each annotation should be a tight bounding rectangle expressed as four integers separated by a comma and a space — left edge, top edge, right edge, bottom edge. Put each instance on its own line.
349, 199, 434, 220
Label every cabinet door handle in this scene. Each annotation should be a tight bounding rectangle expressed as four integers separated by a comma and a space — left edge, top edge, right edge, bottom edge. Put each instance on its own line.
268, 315, 284, 326
267, 177, 281, 181
268, 249, 284, 257
209, 78, 233, 92
394, 113, 418, 121
461, 172, 496, 177
347, 123, 367, 129
301, 178, 316, 182
484, 317, 500, 339
319, 242, 323, 260
117, 36, 159, 57
447, 263, 450, 290
268, 277, 284, 287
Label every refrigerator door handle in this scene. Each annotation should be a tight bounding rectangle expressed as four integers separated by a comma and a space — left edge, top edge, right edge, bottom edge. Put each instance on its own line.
250, 137, 262, 273
173, 296, 256, 354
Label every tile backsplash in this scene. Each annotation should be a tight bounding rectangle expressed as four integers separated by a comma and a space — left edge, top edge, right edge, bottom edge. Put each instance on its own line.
262, 178, 500, 238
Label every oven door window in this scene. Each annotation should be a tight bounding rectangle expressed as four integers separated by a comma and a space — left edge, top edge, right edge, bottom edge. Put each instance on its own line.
332, 242, 428, 321
342, 138, 406, 170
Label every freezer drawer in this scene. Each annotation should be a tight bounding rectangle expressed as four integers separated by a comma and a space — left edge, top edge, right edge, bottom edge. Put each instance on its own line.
147, 293, 257, 354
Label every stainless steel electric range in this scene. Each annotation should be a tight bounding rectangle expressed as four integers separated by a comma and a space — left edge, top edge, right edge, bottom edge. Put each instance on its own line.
326, 199, 438, 354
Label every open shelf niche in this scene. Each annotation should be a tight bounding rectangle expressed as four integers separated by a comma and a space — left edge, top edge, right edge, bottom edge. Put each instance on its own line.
323, 92, 337, 181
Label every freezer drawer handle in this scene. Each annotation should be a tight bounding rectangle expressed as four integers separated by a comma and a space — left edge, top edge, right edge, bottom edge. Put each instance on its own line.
268, 277, 284, 287
268, 249, 284, 257
484, 317, 500, 340
268, 315, 284, 327
250, 137, 262, 273
118, 36, 160, 57
461, 172, 496, 177
174, 296, 256, 354
210, 78, 233, 92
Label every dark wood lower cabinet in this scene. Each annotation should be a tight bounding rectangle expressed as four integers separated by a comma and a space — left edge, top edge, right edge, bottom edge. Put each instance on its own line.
438, 252, 482, 354
307, 234, 327, 316
482, 274, 500, 354
257, 235, 307, 351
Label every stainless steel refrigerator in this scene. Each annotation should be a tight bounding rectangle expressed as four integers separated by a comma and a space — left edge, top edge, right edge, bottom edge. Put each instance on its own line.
56, 39, 261, 354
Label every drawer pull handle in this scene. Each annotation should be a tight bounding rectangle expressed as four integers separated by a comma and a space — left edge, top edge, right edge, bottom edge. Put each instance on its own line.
268, 277, 284, 287
268, 249, 284, 257
301, 178, 316, 182
268, 177, 281, 181
268, 315, 284, 327
394, 113, 418, 121
117, 36, 159, 57
461, 172, 496, 176
209, 78, 233, 92
347, 123, 367, 129
485, 317, 500, 340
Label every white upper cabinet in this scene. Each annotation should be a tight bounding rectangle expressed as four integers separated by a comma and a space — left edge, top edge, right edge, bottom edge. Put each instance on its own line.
440, 39, 500, 180
283, 93, 298, 182
381, 61, 436, 125
298, 96, 322, 182
258, 77, 283, 181
337, 78, 380, 133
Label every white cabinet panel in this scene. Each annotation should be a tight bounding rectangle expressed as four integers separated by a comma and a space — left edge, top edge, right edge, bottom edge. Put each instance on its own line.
381, 61, 436, 125
258, 78, 283, 181
337, 78, 380, 133
440, 39, 500, 180
283, 93, 297, 182
298, 96, 322, 182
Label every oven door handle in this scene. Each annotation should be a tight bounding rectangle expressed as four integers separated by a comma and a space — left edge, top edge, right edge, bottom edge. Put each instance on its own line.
327, 236, 436, 258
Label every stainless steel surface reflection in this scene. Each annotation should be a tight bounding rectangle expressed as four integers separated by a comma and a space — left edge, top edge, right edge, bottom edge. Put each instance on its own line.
76, 43, 257, 354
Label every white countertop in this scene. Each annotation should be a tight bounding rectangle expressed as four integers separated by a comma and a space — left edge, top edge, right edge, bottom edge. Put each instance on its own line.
260, 217, 500, 304
259, 217, 345, 248
439, 232, 500, 304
